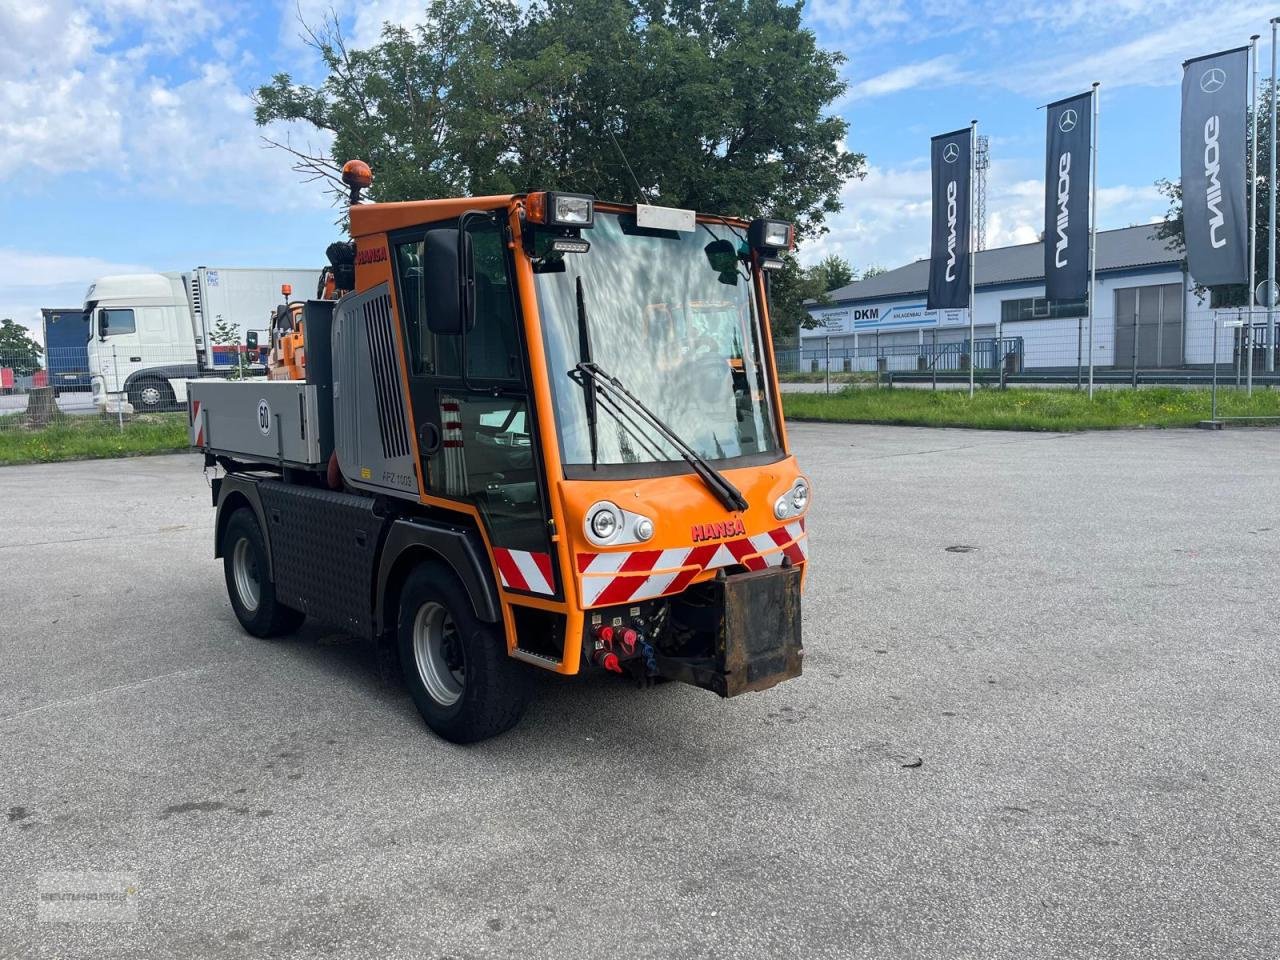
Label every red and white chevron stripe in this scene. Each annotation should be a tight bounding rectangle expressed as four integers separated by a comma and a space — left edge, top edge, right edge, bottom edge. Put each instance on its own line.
493, 547, 555, 595
576, 519, 807, 608
191, 400, 204, 447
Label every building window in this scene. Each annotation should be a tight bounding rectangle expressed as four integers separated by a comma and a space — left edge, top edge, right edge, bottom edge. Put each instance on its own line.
999, 297, 1087, 323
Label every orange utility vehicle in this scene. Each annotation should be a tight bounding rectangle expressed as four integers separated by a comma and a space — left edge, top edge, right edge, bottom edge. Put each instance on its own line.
189, 161, 811, 742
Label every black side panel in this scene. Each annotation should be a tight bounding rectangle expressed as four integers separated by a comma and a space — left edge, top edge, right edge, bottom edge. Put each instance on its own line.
302, 299, 335, 461
258, 481, 388, 638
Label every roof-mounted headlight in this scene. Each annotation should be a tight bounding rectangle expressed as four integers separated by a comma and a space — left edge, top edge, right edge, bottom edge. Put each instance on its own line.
527, 191, 595, 229
748, 218, 793, 251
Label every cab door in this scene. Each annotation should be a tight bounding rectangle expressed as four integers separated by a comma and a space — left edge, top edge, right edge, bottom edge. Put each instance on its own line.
389, 216, 559, 599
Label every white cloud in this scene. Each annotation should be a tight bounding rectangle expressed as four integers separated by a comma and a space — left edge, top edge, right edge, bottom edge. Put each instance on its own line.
0, 250, 152, 341
846, 55, 962, 102
799, 159, 1164, 274
0, 0, 328, 210
984, 3, 1272, 96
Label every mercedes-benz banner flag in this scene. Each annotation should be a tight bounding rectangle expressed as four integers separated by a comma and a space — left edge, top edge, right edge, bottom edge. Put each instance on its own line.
928, 128, 971, 310
1044, 91, 1092, 301
1181, 46, 1248, 287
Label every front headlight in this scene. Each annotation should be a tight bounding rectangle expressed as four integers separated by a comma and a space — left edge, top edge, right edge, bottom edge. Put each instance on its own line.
791, 479, 809, 512
590, 505, 620, 540
774, 478, 811, 520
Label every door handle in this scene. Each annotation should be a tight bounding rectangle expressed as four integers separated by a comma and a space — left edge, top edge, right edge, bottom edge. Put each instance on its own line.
418, 422, 442, 456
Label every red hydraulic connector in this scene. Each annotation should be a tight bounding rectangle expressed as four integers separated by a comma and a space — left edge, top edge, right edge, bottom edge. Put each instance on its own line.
595, 624, 615, 649
592, 649, 622, 673
619, 628, 638, 655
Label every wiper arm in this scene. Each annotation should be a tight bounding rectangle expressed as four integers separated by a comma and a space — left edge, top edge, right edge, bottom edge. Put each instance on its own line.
574, 276, 599, 469
574, 360, 750, 514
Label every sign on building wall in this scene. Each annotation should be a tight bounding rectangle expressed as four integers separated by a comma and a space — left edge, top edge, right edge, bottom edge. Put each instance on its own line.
806, 302, 967, 336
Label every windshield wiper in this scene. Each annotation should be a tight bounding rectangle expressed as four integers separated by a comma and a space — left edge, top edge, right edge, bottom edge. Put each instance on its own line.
574, 275, 599, 468
573, 360, 750, 514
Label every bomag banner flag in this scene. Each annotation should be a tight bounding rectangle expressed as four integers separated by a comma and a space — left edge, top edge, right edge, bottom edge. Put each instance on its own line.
928, 128, 971, 310
1181, 46, 1248, 287
1044, 91, 1092, 300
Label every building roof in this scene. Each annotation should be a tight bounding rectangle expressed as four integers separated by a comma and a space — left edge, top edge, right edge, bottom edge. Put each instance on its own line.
820, 224, 1180, 305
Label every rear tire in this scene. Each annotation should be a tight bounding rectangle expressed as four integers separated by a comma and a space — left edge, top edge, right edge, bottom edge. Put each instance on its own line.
222, 508, 305, 638
396, 564, 532, 743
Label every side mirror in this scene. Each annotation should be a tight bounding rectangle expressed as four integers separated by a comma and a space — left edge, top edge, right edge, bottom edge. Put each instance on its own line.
423, 229, 475, 336
97, 308, 108, 340
245, 331, 259, 351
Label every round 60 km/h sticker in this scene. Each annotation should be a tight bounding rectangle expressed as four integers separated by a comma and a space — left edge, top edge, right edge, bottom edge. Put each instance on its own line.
257, 398, 271, 435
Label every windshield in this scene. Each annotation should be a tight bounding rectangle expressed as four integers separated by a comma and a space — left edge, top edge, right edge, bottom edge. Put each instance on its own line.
534, 212, 780, 471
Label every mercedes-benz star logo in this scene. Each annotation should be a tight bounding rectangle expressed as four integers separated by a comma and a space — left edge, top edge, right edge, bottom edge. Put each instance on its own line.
1058, 109, 1078, 133
942, 142, 960, 163
1201, 67, 1227, 94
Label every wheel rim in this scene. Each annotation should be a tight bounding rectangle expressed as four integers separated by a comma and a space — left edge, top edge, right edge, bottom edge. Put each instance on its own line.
412, 601, 465, 707
139, 385, 161, 406
232, 537, 261, 612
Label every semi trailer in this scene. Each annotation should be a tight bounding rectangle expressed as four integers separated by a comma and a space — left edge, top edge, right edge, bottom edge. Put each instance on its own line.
40, 307, 91, 395
190, 162, 810, 743
86, 266, 320, 411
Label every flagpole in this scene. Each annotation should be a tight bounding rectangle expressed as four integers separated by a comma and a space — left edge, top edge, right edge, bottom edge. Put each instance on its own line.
1087, 82, 1099, 399
969, 118, 977, 398
1248, 34, 1259, 384
1268, 18, 1279, 378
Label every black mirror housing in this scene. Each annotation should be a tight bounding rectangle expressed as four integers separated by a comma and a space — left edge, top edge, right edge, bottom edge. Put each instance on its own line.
423, 229, 474, 336
96, 308, 108, 340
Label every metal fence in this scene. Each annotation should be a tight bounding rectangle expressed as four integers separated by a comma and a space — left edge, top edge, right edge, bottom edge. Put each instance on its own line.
780, 308, 1280, 390
5, 307, 1280, 442
0, 343, 265, 438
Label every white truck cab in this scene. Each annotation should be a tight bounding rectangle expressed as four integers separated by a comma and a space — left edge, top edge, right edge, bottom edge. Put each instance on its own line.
87, 266, 319, 411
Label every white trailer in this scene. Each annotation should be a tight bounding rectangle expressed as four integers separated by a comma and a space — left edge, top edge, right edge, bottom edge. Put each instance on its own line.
86, 266, 320, 411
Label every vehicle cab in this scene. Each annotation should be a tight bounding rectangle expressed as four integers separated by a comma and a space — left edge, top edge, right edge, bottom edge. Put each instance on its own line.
347, 191, 809, 687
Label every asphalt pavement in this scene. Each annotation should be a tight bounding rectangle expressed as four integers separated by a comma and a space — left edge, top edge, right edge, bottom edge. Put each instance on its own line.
2, 424, 1278, 959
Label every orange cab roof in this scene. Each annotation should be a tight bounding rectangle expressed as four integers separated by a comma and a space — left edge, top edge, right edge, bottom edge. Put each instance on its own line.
349, 196, 516, 238
348, 195, 754, 238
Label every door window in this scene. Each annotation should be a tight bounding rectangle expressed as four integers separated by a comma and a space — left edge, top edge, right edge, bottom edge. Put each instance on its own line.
100, 309, 135, 336
392, 217, 552, 563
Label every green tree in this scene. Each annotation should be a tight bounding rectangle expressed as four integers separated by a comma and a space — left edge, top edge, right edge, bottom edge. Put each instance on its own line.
208, 317, 245, 379
1156, 84, 1277, 307
767, 253, 836, 340
0, 319, 43, 376
256, 0, 863, 239
811, 254, 855, 292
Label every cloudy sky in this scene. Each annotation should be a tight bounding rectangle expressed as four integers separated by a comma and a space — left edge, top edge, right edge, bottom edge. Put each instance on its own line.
0, 0, 1272, 339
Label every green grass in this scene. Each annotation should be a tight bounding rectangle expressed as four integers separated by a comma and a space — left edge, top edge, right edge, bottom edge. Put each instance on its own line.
782, 386, 1280, 431
0, 413, 190, 465
778, 370, 879, 384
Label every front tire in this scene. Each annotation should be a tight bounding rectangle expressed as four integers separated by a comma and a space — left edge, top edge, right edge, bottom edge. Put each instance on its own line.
129, 378, 174, 411
397, 564, 532, 743
222, 508, 305, 638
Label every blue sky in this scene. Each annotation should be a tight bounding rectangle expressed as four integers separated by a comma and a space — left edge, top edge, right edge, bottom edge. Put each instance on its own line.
1, 0, 1273, 339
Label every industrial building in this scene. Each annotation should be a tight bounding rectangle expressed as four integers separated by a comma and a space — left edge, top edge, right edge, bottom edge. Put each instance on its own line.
800, 225, 1236, 374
